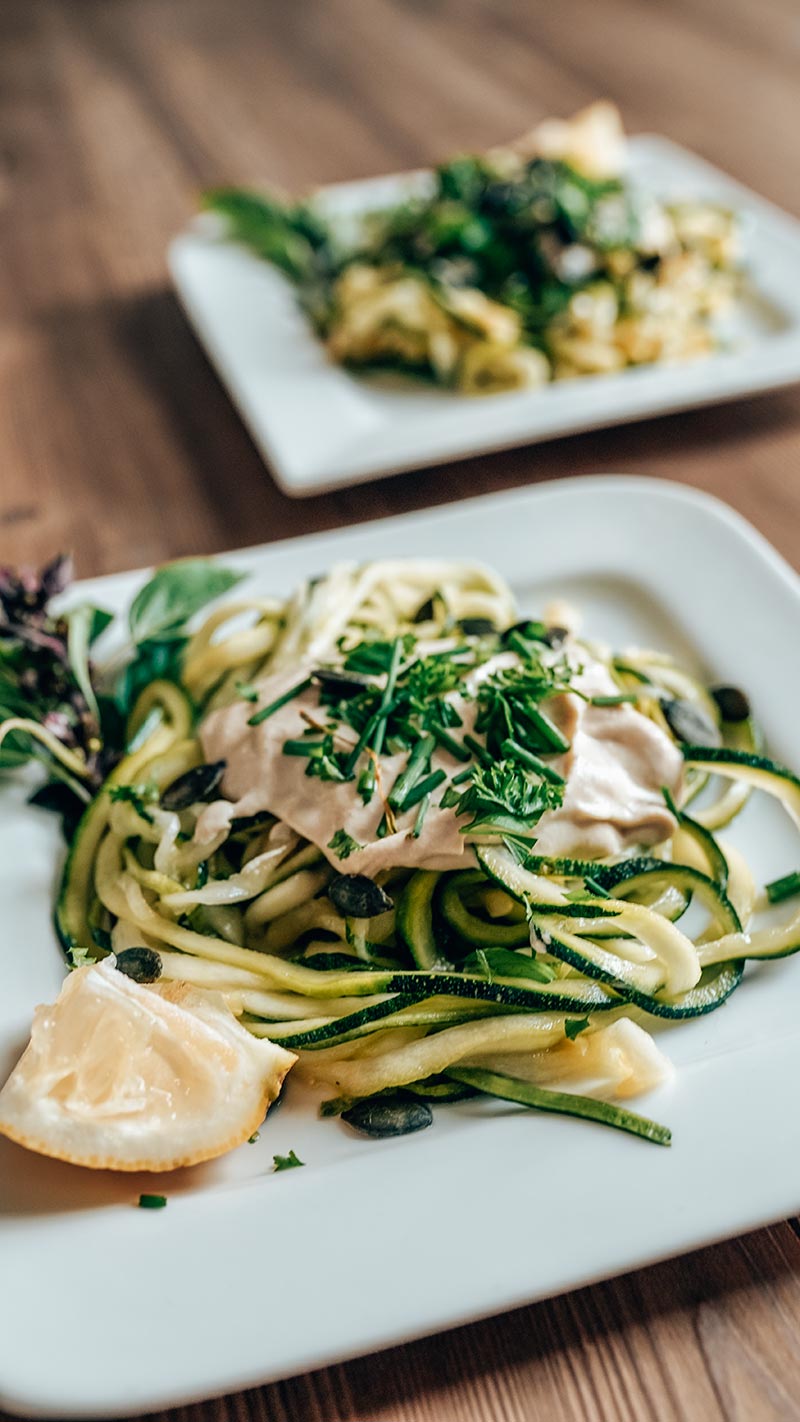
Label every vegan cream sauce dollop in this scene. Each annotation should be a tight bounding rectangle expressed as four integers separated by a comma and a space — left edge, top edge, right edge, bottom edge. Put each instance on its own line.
196, 644, 683, 877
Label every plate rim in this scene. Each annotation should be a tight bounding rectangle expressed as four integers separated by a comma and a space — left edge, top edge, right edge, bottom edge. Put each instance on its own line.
2, 475, 800, 1418
168, 134, 800, 495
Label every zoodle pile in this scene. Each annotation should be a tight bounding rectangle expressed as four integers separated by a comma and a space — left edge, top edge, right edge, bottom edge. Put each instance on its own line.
2, 552, 800, 1151
204, 101, 742, 395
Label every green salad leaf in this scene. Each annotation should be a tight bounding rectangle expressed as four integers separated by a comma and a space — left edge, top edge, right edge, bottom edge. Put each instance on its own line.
128, 560, 244, 646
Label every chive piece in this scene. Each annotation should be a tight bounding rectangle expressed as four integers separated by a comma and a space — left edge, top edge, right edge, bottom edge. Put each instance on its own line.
398, 768, 447, 813
345, 708, 383, 777
248, 676, 312, 726
439, 784, 461, 809
500, 738, 566, 786
138, 1193, 167, 1209
429, 724, 471, 761
413, 792, 432, 838
371, 637, 403, 761
463, 733, 492, 764
506, 628, 541, 660
590, 693, 638, 707
519, 705, 570, 753
447, 1068, 671, 1146
282, 738, 325, 756
389, 733, 435, 809
358, 762, 376, 803
345, 638, 403, 775
451, 764, 475, 785
765, 870, 800, 905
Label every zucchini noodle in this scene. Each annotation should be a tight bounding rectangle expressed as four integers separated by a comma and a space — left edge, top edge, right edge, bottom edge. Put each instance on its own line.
43, 556, 800, 1146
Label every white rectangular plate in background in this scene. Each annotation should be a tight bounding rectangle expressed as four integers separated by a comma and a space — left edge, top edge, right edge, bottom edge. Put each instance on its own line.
169, 138, 800, 495
2, 477, 800, 1418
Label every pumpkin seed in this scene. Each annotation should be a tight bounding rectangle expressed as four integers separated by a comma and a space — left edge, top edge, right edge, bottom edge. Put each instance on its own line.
341, 1096, 433, 1138
161, 760, 227, 810
328, 873, 393, 918
114, 947, 163, 983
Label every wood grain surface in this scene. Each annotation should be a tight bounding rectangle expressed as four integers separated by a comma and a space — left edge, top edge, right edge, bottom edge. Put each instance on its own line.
2, 2, 800, 1419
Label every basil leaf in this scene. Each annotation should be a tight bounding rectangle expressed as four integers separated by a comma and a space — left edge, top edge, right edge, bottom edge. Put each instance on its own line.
128, 560, 243, 646
114, 637, 187, 717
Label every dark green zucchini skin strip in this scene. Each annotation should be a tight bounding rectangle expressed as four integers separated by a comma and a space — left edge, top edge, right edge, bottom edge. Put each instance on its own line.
274, 992, 422, 1049
682, 744, 800, 786
516, 853, 663, 886
55, 795, 105, 964
383, 970, 618, 1013
270, 971, 621, 1048
438, 871, 530, 946
447, 1068, 672, 1146
397, 870, 451, 969
667, 790, 729, 891
543, 935, 744, 1019
519, 855, 741, 935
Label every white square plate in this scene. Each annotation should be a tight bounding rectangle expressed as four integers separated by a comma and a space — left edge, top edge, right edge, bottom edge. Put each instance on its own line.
169, 137, 800, 496
3, 477, 800, 1418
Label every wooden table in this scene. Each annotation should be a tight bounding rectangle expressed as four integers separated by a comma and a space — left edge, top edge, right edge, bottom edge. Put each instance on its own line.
2, 2, 800, 1418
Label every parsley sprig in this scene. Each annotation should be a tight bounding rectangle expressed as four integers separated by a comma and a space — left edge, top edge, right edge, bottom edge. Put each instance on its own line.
452, 760, 564, 841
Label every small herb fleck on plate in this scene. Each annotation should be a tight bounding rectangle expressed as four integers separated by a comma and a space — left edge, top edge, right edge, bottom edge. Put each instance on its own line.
138, 1193, 167, 1209
273, 1149, 305, 1171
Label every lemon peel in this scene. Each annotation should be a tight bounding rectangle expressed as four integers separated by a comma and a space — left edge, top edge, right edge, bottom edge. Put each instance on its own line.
0, 959, 295, 1171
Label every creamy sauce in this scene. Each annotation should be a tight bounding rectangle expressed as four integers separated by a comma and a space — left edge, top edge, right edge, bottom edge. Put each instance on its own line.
198, 645, 683, 873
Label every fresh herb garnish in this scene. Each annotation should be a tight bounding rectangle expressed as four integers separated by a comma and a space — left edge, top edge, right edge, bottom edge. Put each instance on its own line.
413, 791, 432, 838
590, 693, 638, 707
500, 738, 566, 785
327, 829, 364, 860
454, 760, 564, 839
128, 561, 243, 646
138, 1193, 167, 1209
396, 767, 446, 813
249, 676, 313, 726
273, 1149, 305, 1171
473, 652, 574, 759
765, 870, 800, 905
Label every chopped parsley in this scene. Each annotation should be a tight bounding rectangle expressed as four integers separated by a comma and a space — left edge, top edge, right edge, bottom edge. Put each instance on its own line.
327, 829, 363, 860
453, 760, 564, 839
273, 1149, 305, 1171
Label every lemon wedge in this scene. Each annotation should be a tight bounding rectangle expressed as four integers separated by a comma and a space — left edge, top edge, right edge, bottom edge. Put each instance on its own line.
0, 959, 296, 1171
